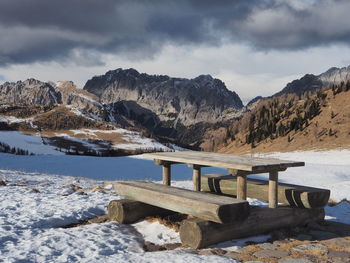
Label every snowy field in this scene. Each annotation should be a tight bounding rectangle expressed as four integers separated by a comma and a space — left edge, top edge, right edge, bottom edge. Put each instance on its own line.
0, 129, 171, 155
1, 150, 350, 262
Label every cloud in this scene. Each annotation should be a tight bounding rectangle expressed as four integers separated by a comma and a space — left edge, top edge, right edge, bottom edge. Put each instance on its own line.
0, 0, 350, 66
2, 42, 349, 102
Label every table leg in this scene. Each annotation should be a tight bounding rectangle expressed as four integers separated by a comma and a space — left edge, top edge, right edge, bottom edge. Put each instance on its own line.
269, 171, 278, 208
162, 163, 171, 186
192, 165, 201, 191
237, 174, 247, 200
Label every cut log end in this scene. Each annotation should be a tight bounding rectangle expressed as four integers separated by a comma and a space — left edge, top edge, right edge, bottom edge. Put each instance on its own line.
179, 220, 203, 249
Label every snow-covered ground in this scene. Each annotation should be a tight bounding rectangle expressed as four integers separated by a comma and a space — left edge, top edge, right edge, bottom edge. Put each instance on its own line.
0, 131, 63, 155
0, 129, 171, 155
0, 150, 350, 262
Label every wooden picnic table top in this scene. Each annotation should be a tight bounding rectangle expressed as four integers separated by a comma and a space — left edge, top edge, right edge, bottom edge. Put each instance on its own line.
143, 151, 304, 172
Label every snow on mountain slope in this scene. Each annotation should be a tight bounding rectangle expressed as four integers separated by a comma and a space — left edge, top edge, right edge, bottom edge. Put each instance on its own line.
0, 131, 63, 155
0, 128, 171, 156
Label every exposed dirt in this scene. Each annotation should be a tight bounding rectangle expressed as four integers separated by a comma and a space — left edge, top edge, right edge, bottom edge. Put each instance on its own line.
217, 89, 350, 154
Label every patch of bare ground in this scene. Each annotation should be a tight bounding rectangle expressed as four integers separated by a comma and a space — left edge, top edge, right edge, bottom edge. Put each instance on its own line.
212, 88, 350, 154
32, 105, 112, 131
0, 104, 54, 118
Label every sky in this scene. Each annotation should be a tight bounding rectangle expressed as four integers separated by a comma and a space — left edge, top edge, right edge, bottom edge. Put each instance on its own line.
1, 0, 350, 103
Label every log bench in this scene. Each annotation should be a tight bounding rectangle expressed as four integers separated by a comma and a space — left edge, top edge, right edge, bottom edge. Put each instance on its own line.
201, 174, 330, 208
180, 207, 325, 248
143, 151, 305, 208
114, 181, 250, 224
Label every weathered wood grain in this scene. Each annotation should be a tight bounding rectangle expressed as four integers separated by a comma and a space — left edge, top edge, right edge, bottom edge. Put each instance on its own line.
269, 171, 278, 208
107, 199, 174, 223
201, 174, 330, 208
180, 207, 325, 248
162, 163, 171, 186
143, 151, 304, 172
237, 174, 247, 200
114, 181, 250, 224
189, 164, 201, 191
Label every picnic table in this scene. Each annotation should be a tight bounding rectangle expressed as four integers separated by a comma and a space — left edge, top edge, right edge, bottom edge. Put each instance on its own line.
143, 151, 305, 208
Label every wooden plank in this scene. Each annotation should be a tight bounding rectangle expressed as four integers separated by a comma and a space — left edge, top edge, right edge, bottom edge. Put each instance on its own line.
162, 163, 171, 186
189, 164, 201, 191
143, 151, 304, 172
201, 174, 330, 208
114, 181, 250, 224
237, 175, 247, 200
269, 171, 278, 208
108, 199, 174, 223
180, 207, 325, 248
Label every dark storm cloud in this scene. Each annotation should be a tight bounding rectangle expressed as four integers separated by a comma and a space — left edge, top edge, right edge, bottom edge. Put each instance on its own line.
0, 0, 349, 66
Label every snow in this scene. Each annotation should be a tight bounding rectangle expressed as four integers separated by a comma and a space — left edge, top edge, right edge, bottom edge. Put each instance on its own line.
0, 115, 33, 124
111, 128, 170, 151
0, 169, 235, 263
133, 221, 181, 245
0, 149, 350, 262
254, 150, 350, 202
0, 131, 64, 155
0, 128, 172, 156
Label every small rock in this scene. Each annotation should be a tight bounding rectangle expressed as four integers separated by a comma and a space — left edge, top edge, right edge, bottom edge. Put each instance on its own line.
0, 179, 7, 186
28, 188, 40, 193
256, 242, 279, 250
309, 230, 339, 240
293, 243, 328, 252
295, 234, 313, 241
91, 185, 105, 193
225, 251, 245, 260
327, 250, 350, 259
278, 258, 313, 263
143, 241, 166, 252
75, 189, 87, 195
164, 243, 181, 250
326, 237, 350, 248
87, 215, 108, 224
253, 249, 290, 259
197, 248, 226, 256
69, 184, 82, 192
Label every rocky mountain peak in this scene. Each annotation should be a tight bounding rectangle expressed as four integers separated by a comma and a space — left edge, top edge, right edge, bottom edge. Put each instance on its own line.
318, 65, 350, 85
83, 68, 243, 128
0, 79, 61, 106
273, 65, 350, 97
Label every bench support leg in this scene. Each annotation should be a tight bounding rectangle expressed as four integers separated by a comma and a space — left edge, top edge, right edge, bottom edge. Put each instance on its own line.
162, 163, 171, 186
269, 171, 278, 208
192, 165, 201, 191
237, 175, 247, 200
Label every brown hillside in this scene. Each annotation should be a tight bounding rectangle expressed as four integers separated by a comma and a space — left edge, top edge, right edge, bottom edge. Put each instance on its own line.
212, 87, 350, 154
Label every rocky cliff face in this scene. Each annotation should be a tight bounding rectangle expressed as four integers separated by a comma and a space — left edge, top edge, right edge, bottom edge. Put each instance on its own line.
83, 68, 243, 128
0, 79, 61, 106
274, 66, 350, 97
318, 66, 350, 85
55, 81, 106, 120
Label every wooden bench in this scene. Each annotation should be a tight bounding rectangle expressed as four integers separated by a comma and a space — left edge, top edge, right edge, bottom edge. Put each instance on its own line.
143, 151, 305, 208
114, 181, 250, 224
201, 174, 330, 208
